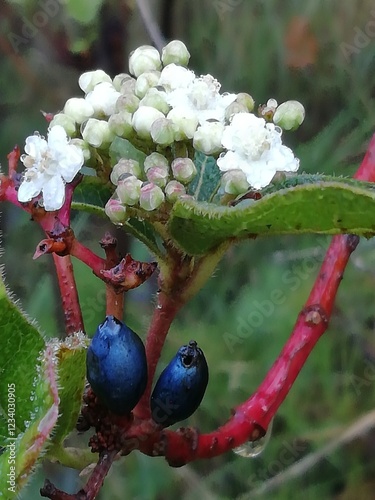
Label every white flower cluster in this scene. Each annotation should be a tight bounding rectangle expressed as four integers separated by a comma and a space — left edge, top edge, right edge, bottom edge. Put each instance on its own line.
17, 40, 305, 212
105, 152, 196, 223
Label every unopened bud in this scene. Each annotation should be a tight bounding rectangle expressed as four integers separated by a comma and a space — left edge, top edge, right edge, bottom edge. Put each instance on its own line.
146, 166, 169, 188
105, 198, 128, 223
150, 117, 175, 146
171, 157, 197, 184
132, 106, 164, 139
144, 152, 169, 173
225, 102, 248, 122
135, 71, 160, 98
193, 121, 224, 155
236, 93, 255, 112
81, 118, 114, 148
115, 94, 140, 114
49, 113, 76, 136
221, 169, 249, 195
161, 40, 190, 67
129, 45, 162, 77
139, 182, 165, 211
63, 98, 94, 124
140, 88, 170, 114
167, 107, 198, 140
110, 159, 141, 185
108, 111, 133, 138
273, 100, 305, 130
165, 180, 186, 202
70, 138, 91, 162
116, 175, 142, 205
112, 73, 132, 91
79, 70, 112, 93
120, 78, 136, 95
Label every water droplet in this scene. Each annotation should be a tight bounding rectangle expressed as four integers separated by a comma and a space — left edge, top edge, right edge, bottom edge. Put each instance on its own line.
233, 418, 273, 458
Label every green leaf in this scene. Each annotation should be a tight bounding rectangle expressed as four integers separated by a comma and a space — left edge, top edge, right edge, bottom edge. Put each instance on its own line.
73, 176, 113, 209
188, 152, 222, 202
169, 179, 375, 255
109, 137, 147, 170
49, 334, 88, 445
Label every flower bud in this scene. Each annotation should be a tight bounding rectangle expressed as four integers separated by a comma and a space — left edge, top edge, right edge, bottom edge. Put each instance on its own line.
171, 157, 197, 184
158, 64, 195, 91
110, 159, 141, 185
165, 180, 186, 202
144, 152, 169, 173
167, 107, 198, 140
193, 121, 224, 155
150, 118, 175, 146
140, 88, 170, 114
135, 71, 160, 99
235, 93, 255, 112
105, 198, 128, 223
120, 78, 136, 95
85, 82, 121, 117
146, 166, 169, 188
132, 106, 164, 139
112, 73, 132, 91
161, 40, 190, 67
63, 98, 94, 124
48, 113, 76, 136
129, 45, 162, 77
273, 100, 305, 130
116, 175, 142, 205
115, 94, 140, 114
139, 183, 165, 211
79, 70, 112, 93
108, 111, 133, 138
221, 169, 249, 195
81, 118, 114, 148
70, 138, 91, 162
224, 102, 248, 122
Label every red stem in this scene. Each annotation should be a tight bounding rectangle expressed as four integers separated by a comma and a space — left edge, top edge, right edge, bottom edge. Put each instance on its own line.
133, 290, 183, 420
70, 239, 106, 279
52, 254, 84, 335
139, 134, 375, 465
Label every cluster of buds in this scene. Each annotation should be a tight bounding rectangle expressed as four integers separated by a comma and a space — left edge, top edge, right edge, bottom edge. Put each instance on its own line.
17, 39, 305, 213
105, 152, 198, 223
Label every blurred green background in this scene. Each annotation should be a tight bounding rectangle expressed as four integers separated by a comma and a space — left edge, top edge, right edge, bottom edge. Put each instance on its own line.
1, 0, 375, 498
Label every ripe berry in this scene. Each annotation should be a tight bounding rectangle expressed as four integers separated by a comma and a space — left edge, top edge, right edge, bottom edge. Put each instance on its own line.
86, 315, 147, 415
151, 340, 209, 427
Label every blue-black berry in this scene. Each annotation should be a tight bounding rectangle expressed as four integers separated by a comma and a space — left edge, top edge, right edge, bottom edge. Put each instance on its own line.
151, 340, 209, 427
86, 315, 147, 415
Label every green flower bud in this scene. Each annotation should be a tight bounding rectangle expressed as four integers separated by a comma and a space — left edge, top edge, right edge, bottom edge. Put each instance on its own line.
161, 40, 190, 67
236, 93, 255, 112
79, 70, 112, 93
49, 113, 76, 136
273, 100, 305, 130
171, 157, 197, 184
115, 94, 140, 114
105, 198, 128, 223
146, 166, 169, 188
193, 121, 224, 155
112, 73, 132, 91
81, 118, 114, 148
70, 138, 91, 162
167, 108, 198, 141
139, 182, 165, 211
150, 117, 175, 146
140, 88, 170, 114
135, 71, 161, 99
129, 45, 162, 77
144, 152, 169, 173
120, 78, 136, 95
132, 106, 164, 139
165, 180, 186, 202
110, 159, 141, 185
63, 98, 94, 124
116, 175, 142, 205
221, 169, 249, 195
225, 102, 248, 122
108, 111, 133, 138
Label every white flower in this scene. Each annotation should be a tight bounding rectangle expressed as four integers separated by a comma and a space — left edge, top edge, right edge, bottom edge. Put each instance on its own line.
167, 107, 198, 140
129, 45, 162, 77
78, 70, 112, 93
193, 121, 225, 155
85, 82, 121, 116
217, 113, 299, 189
158, 63, 195, 91
18, 125, 84, 211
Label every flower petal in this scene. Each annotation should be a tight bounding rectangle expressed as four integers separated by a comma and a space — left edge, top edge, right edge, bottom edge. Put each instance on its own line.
42, 175, 65, 211
17, 172, 44, 202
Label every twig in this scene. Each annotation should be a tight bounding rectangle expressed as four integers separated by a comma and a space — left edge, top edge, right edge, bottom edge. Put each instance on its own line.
246, 409, 375, 498
135, 0, 166, 51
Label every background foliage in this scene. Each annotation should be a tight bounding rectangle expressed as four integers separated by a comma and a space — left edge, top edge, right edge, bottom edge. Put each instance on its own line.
1, 0, 375, 498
